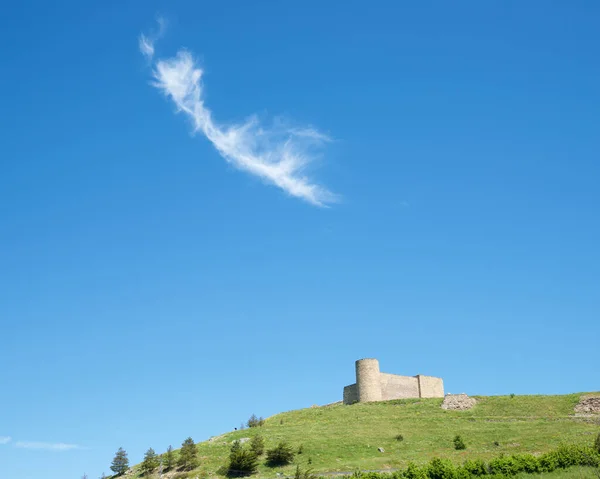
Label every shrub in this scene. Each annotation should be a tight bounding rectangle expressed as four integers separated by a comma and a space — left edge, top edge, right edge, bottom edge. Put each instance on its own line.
539, 451, 559, 473
595, 433, 600, 454
404, 462, 428, 479
510, 394, 515, 399
298, 444, 304, 454
462, 459, 487, 476
395, 434, 405, 442
228, 446, 259, 477
493, 441, 500, 447
428, 458, 458, 479
512, 454, 540, 474
294, 465, 318, 479
249, 435, 265, 456
453, 435, 466, 451
488, 455, 520, 476
266, 442, 295, 467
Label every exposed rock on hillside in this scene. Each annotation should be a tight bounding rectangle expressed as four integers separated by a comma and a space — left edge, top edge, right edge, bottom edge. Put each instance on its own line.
575, 396, 600, 414
441, 393, 477, 411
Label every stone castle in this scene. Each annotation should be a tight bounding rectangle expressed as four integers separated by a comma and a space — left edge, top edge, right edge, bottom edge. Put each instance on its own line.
343, 358, 444, 404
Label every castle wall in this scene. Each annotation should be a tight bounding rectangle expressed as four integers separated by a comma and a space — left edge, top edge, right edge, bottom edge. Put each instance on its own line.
417, 375, 444, 398
343, 384, 358, 404
343, 359, 444, 404
380, 373, 420, 400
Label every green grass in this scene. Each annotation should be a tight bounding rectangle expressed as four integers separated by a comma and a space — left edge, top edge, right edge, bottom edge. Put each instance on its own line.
514, 467, 600, 479
122, 393, 599, 478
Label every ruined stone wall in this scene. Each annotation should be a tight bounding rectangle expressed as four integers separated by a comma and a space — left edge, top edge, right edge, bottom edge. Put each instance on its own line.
343, 358, 444, 404
417, 375, 445, 398
380, 373, 420, 400
343, 384, 358, 404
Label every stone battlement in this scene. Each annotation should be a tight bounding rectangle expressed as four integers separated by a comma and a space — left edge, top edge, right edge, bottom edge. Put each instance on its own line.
343, 358, 444, 404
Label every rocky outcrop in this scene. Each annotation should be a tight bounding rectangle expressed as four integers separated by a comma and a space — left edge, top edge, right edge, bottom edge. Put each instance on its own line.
441, 393, 477, 411
575, 396, 600, 414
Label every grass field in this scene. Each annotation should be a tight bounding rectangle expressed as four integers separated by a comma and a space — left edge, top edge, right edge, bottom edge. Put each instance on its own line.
514, 467, 599, 479
125, 393, 600, 478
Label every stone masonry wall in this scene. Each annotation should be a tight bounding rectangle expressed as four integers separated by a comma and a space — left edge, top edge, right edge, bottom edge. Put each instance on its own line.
417, 375, 445, 398
380, 373, 420, 400
343, 384, 358, 404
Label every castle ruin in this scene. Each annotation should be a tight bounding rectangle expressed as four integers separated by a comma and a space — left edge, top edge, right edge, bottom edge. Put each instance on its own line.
343, 358, 444, 404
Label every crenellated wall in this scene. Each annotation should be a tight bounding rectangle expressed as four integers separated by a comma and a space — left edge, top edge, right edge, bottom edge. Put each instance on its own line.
343, 359, 444, 405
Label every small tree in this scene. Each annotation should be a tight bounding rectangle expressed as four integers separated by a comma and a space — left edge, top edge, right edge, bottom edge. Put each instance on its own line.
141, 447, 159, 475
110, 447, 129, 476
266, 441, 295, 467
178, 437, 198, 470
247, 414, 265, 428
164, 445, 175, 470
250, 435, 265, 456
228, 442, 259, 477
453, 435, 466, 450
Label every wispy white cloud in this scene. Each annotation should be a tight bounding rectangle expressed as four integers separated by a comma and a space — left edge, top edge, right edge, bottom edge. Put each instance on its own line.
139, 16, 167, 60
139, 34, 155, 59
15, 441, 83, 451
0, 436, 11, 445
141, 28, 337, 206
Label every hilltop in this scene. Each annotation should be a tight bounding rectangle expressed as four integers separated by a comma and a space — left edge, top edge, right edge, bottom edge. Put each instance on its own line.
122, 393, 599, 478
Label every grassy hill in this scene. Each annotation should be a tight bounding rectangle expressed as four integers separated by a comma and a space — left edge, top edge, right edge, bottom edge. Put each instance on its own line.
124, 393, 599, 478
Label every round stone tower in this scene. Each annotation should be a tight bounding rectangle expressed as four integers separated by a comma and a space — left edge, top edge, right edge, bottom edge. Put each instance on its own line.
356, 358, 382, 402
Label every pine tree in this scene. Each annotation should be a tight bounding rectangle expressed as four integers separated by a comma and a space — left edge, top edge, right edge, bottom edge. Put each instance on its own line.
266, 442, 295, 467
164, 445, 175, 470
110, 447, 129, 476
249, 435, 265, 456
141, 447, 159, 475
228, 443, 258, 477
178, 437, 198, 470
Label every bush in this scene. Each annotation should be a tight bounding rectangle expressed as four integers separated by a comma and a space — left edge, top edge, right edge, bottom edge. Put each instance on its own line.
266, 442, 295, 467
462, 459, 487, 476
249, 435, 265, 456
395, 434, 405, 442
298, 444, 304, 454
596, 432, 600, 454
512, 454, 540, 474
294, 465, 318, 479
488, 455, 519, 476
403, 464, 428, 479
428, 458, 458, 479
453, 435, 466, 451
539, 451, 559, 473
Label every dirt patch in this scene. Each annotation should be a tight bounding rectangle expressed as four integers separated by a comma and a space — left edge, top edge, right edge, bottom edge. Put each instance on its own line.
441, 393, 477, 411
575, 395, 600, 414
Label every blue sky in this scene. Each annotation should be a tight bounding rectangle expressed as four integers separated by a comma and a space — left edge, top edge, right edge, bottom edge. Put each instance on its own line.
1, 1, 599, 478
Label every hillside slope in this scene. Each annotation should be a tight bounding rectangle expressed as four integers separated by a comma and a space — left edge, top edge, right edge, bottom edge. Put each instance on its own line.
124, 393, 599, 478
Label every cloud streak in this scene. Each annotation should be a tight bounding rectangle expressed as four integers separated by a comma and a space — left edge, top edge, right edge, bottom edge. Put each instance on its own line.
15, 441, 83, 451
0, 436, 11, 445
141, 30, 336, 206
